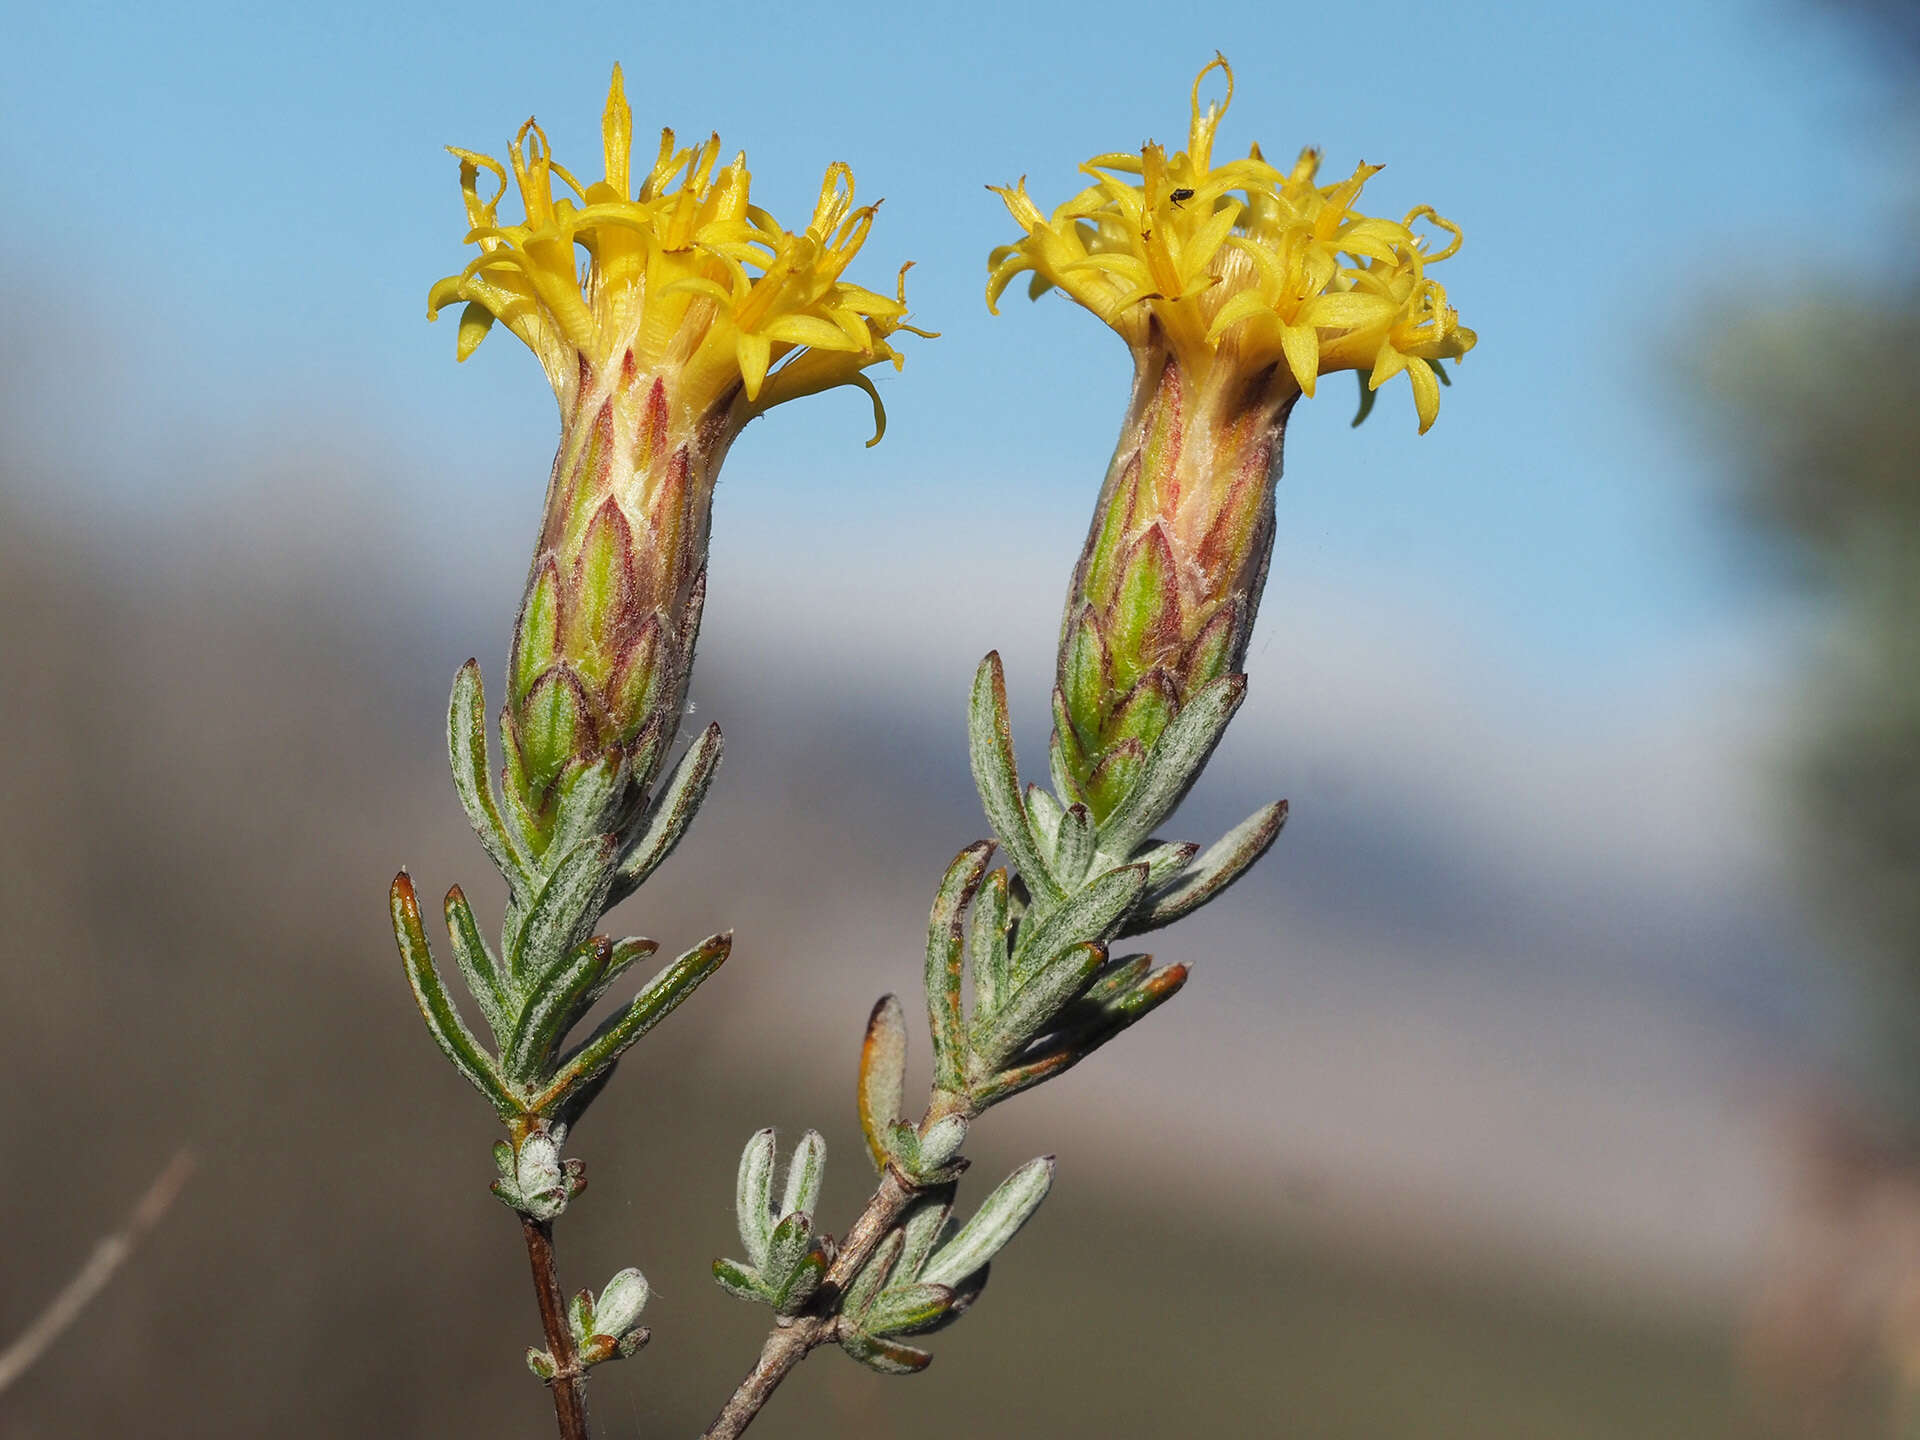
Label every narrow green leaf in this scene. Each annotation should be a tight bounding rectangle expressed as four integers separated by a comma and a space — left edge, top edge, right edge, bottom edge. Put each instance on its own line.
548, 747, 627, 862
971, 1047, 1080, 1107
927, 843, 991, 1093
1049, 687, 1091, 806
389, 872, 521, 1119
712, 1256, 766, 1303
1051, 803, 1095, 889
533, 933, 730, 1113
858, 995, 908, 1173
895, 1188, 957, 1281
1095, 673, 1246, 862
511, 559, 563, 704
970, 940, 1106, 1072
504, 937, 610, 1082
967, 652, 1061, 901
443, 884, 508, 1039
772, 1240, 829, 1315
916, 1115, 968, 1172
921, 1157, 1055, 1289
1008, 863, 1146, 981
1134, 840, 1201, 890
865, 1282, 954, 1337
781, 1129, 827, 1221
507, 834, 620, 983
1079, 953, 1153, 1010
1060, 605, 1110, 741
979, 962, 1190, 1105
610, 722, 723, 904
840, 1330, 933, 1375
446, 661, 533, 893
568, 1288, 595, 1349
764, 1210, 814, 1286
1024, 784, 1064, 861
573, 935, 660, 1021
843, 1228, 904, 1323
735, 1129, 777, 1270
967, 869, 1012, 1024
1125, 799, 1287, 935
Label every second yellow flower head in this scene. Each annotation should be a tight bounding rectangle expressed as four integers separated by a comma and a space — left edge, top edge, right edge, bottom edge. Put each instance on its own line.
989, 57, 1476, 433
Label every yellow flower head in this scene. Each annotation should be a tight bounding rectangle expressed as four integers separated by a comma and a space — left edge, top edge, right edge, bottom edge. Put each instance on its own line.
429, 66, 928, 443
988, 57, 1476, 433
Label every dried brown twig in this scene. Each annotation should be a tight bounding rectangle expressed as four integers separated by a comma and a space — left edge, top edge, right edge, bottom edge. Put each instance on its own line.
0, 1147, 194, 1396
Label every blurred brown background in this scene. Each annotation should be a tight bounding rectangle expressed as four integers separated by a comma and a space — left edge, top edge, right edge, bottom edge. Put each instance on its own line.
0, 428, 1756, 1438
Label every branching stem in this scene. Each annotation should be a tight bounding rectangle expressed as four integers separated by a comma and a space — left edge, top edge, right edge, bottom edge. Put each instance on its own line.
703, 1168, 920, 1439
521, 1215, 592, 1440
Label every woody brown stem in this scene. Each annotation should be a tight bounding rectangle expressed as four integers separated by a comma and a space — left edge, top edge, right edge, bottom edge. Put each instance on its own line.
521, 1214, 592, 1440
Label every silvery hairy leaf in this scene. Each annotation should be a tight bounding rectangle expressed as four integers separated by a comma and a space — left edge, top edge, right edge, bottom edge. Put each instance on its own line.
390, 872, 520, 1119
781, 1129, 826, 1220
548, 747, 627, 863
895, 1188, 957, 1282
533, 932, 730, 1115
506, 833, 620, 985
968, 941, 1105, 1073
967, 868, 1012, 1022
839, 1330, 932, 1375
1122, 799, 1287, 935
917, 1115, 968, 1172
503, 937, 610, 1083
1050, 802, 1096, 889
447, 660, 534, 895
920, 1156, 1055, 1289
443, 884, 509, 1041
1008, 863, 1146, 981
609, 722, 723, 904
711, 1256, 763, 1303
735, 1128, 777, 1270
858, 995, 909, 1172
968, 652, 1060, 901
1024, 784, 1064, 860
1132, 839, 1201, 891
1094, 673, 1246, 862
862, 1282, 953, 1337
764, 1211, 814, 1286
927, 843, 991, 1093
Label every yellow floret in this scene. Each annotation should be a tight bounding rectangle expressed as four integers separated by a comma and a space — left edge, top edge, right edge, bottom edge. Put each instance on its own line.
988, 57, 1475, 433
430, 66, 928, 443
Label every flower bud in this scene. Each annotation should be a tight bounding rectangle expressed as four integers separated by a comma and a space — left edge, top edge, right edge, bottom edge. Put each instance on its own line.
592, 1267, 650, 1340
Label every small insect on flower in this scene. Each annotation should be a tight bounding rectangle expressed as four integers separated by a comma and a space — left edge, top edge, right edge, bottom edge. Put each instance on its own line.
989, 56, 1479, 816
989, 54, 1475, 434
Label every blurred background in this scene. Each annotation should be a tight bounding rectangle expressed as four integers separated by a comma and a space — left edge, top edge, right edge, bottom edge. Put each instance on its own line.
3, 0, 1917, 1434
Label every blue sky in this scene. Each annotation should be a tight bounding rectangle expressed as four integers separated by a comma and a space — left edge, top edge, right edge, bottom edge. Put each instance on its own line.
1, 0, 1891, 691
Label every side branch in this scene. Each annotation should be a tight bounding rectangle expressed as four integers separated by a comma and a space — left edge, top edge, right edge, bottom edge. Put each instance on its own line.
703, 1169, 917, 1440
521, 1215, 592, 1440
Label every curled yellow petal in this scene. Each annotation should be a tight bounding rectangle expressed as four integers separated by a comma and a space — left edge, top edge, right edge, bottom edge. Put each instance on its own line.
987, 56, 1474, 432
428, 68, 926, 438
